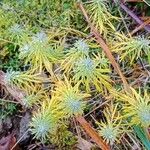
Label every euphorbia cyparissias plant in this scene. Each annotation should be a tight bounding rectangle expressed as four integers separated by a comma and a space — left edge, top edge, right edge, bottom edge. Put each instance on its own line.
112, 88, 150, 128
19, 31, 63, 74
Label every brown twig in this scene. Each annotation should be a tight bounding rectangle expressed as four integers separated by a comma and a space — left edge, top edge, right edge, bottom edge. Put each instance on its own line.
76, 2, 133, 149
140, 16, 150, 21
118, 2, 150, 33
130, 19, 150, 35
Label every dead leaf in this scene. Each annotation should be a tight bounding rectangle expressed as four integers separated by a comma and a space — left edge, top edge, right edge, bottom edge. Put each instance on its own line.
0, 134, 16, 150
76, 136, 95, 150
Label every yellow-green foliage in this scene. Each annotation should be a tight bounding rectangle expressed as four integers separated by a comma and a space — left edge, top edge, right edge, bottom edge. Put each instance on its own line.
30, 99, 64, 141
112, 88, 150, 127
61, 39, 90, 73
7, 24, 29, 44
19, 31, 63, 74
86, 0, 118, 36
50, 124, 77, 148
111, 33, 150, 64
22, 89, 44, 108
61, 40, 112, 92
73, 55, 112, 92
4, 70, 45, 90
30, 78, 90, 141
1, 0, 150, 148
52, 77, 90, 117
96, 104, 124, 145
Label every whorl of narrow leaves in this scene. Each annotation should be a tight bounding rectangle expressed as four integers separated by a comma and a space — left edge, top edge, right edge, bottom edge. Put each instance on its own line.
73, 56, 112, 92
7, 24, 29, 43
86, 0, 118, 36
61, 39, 90, 73
111, 33, 150, 64
19, 31, 63, 74
53, 78, 90, 117
3, 70, 45, 90
62, 40, 112, 92
112, 88, 150, 127
97, 105, 124, 145
22, 90, 44, 108
30, 100, 63, 141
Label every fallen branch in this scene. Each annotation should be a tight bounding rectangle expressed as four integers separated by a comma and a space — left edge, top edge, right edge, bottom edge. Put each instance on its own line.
130, 19, 150, 35
76, 2, 132, 149
78, 1, 150, 147
118, 2, 150, 32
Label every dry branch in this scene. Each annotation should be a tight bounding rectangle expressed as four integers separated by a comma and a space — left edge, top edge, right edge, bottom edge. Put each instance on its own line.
131, 19, 150, 35
119, 2, 150, 33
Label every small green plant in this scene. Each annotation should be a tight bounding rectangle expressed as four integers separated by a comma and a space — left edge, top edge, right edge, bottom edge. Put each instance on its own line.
112, 88, 150, 127
53, 77, 90, 117
0, 43, 21, 71
19, 31, 63, 74
73, 56, 112, 92
111, 33, 150, 64
96, 104, 124, 145
30, 99, 64, 141
7, 24, 29, 44
4, 70, 45, 90
51, 124, 77, 148
22, 89, 44, 108
86, 0, 118, 37
0, 99, 17, 119
61, 39, 90, 74
61, 40, 112, 92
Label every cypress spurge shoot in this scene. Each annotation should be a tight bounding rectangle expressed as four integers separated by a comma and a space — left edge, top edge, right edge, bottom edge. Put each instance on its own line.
7, 24, 29, 44
61, 40, 112, 92
86, 0, 118, 36
19, 31, 63, 74
61, 39, 90, 74
73, 56, 112, 92
22, 89, 44, 108
53, 78, 90, 117
4, 70, 45, 90
96, 104, 124, 145
111, 33, 150, 64
30, 98, 64, 141
112, 88, 150, 128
